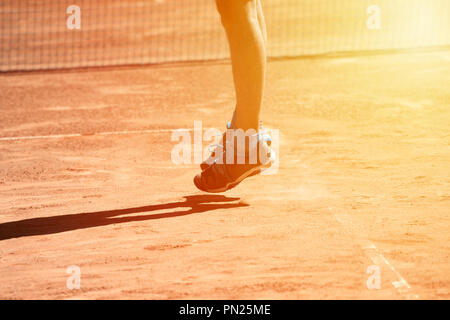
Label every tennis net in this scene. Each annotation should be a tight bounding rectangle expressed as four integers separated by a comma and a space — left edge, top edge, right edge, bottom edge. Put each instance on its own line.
1, 0, 450, 71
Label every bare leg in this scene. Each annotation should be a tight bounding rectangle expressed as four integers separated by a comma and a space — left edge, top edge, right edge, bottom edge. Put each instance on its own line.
257, 0, 267, 46
194, 0, 271, 191
230, 0, 266, 128
216, 0, 266, 131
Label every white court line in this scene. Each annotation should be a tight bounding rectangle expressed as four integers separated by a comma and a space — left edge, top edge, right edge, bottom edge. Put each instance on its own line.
0, 129, 192, 142
330, 207, 420, 300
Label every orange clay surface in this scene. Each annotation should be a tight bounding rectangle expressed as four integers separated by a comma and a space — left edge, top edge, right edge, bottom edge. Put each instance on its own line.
0, 51, 449, 299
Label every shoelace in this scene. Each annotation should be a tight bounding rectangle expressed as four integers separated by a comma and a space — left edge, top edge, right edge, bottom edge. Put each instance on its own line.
207, 131, 268, 159
207, 120, 269, 158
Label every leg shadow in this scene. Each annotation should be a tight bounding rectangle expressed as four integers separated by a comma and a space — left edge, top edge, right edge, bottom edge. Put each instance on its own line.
0, 195, 248, 241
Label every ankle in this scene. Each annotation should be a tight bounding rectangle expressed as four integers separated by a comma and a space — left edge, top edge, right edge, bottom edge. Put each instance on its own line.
234, 118, 259, 132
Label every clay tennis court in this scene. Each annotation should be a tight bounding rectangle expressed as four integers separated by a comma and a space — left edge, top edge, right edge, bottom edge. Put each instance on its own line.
1, 0, 449, 300
1, 49, 449, 299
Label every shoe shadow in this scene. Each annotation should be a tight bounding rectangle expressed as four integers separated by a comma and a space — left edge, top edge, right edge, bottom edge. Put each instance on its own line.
0, 195, 248, 241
